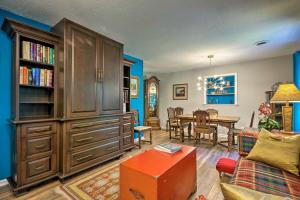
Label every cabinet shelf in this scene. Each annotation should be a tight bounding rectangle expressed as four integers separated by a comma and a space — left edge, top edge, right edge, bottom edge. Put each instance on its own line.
19, 58, 54, 67
20, 101, 54, 104
207, 86, 234, 89
20, 84, 54, 89
207, 93, 235, 96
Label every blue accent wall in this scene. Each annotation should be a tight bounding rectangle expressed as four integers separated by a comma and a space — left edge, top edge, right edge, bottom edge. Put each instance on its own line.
123, 54, 144, 139
0, 9, 51, 179
293, 51, 300, 132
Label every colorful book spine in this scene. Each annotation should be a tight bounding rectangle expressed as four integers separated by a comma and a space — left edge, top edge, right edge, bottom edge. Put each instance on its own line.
47, 70, 53, 87
32, 68, 36, 86
28, 68, 33, 85
40, 69, 45, 86
21, 41, 54, 64
23, 66, 28, 85
44, 69, 48, 87
35, 68, 40, 86
20, 66, 24, 84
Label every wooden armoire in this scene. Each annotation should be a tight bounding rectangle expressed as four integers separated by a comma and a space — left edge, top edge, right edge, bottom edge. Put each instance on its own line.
3, 18, 135, 194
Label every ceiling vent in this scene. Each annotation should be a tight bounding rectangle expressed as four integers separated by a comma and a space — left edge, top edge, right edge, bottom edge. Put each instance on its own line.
255, 40, 269, 46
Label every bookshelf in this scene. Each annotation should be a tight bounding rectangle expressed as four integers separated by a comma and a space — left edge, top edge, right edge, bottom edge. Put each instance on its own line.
3, 18, 60, 121
123, 58, 135, 112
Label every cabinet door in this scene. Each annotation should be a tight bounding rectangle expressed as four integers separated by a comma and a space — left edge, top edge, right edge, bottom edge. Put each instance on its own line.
101, 39, 123, 114
66, 23, 102, 118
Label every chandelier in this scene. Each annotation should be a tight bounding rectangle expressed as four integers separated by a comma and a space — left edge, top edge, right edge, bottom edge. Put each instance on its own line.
196, 55, 226, 91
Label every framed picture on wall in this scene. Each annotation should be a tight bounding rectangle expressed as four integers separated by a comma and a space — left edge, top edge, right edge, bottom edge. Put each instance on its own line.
204, 73, 238, 105
130, 76, 139, 98
173, 83, 188, 100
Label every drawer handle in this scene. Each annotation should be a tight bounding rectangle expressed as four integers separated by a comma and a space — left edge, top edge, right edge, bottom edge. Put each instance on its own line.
35, 144, 47, 149
75, 137, 94, 142
29, 126, 51, 133
35, 164, 45, 170
72, 123, 95, 128
129, 188, 144, 200
76, 154, 93, 162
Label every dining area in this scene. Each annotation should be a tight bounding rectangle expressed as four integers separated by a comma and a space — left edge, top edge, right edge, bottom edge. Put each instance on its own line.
166, 107, 244, 150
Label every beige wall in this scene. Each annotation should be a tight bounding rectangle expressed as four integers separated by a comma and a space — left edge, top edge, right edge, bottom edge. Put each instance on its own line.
150, 55, 293, 131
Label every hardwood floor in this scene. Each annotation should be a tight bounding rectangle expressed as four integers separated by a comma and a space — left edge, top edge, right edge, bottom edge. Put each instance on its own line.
0, 130, 239, 200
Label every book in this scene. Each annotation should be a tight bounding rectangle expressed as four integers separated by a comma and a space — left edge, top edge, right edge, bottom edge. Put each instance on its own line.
35, 68, 40, 86
20, 66, 24, 84
32, 68, 36, 86
47, 70, 53, 87
44, 69, 48, 87
40, 69, 45, 86
28, 68, 33, 85
23, 66, 28, 85
154, 143, 182, 154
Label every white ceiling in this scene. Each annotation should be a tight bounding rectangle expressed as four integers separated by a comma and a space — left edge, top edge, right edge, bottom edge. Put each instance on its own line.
1, 0, 300, 72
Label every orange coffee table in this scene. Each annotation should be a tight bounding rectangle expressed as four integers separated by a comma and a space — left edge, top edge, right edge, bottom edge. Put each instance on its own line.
120, 145, 197, 200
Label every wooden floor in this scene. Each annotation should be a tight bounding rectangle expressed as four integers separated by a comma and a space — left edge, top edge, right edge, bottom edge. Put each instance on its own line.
0, 130, 239, 200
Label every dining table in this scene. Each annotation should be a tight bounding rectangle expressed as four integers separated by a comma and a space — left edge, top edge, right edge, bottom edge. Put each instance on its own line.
177, 114, 240, 150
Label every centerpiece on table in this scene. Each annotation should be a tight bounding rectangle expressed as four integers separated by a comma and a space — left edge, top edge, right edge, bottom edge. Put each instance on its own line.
258, 102, 281, 131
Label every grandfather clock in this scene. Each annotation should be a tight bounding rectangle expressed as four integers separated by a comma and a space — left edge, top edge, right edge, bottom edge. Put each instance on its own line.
144, 76, 161, 130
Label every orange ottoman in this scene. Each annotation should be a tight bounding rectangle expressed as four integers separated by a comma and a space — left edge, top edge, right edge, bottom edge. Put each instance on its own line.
120, 145, 197, 200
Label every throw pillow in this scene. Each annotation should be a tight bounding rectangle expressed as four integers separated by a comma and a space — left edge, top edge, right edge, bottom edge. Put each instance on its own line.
246, 129, 300, 176
220, 183, 290, 200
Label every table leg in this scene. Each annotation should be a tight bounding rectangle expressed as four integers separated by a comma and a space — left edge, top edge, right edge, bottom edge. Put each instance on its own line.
138, 131, 141, 149
188, 122, 192, 140
228, 128, 233, 151
180, 125, 184, 142
150, 129, 152, 144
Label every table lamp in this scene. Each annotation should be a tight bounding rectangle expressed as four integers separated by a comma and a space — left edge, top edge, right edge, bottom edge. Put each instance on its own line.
270, 83, 300, 131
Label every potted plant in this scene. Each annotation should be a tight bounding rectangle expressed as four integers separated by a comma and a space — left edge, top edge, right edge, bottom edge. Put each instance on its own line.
258, 102, 281, 131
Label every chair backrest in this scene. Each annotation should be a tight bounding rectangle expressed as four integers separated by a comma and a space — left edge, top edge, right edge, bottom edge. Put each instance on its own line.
175, 107, 184, 116
206, 109, 218, 118
132, 109, 140, 126
167, 107, 176, 122
249, 111, 255, 128
193, 110, 211, 128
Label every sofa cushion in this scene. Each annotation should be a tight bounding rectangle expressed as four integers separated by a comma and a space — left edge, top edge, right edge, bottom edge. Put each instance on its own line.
231, 157, 300, 200
246, 129, 300, 176
221, 183, 290, 200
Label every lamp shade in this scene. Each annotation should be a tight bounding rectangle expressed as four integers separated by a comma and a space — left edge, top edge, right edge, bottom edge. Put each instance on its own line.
271, 83, 300, 103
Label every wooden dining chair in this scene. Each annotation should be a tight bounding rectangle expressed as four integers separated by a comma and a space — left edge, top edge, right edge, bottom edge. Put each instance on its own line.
193, 110, 217, 146
132, 109, 152, 149
205, 108, 219, 136
167, 107, 180, 139
231, 111, 255, 145
175, 107, 184, 116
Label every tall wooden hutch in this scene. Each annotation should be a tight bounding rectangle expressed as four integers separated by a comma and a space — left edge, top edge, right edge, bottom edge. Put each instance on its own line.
3, 18, 135, 194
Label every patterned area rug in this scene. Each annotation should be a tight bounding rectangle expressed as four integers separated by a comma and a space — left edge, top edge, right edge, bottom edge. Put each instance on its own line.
61, 164, 120, 200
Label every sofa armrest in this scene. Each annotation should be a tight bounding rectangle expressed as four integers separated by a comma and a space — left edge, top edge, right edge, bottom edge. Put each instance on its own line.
238, 129, 259, 156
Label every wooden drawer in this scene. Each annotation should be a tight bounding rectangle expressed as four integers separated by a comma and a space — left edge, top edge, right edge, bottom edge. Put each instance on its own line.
71, 138, 120, 167
27, 135, 52, 156
123, 134, 134, 149
22, 155, 57, 184
67, 117, 120, 133
123, 122, 132, 133
71, 124, 120, 148
21, 122, 57, 137
27, 157, 51, 177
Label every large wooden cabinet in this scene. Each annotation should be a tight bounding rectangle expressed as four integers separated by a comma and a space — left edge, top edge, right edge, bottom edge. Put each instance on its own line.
3, 18, 134, 194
